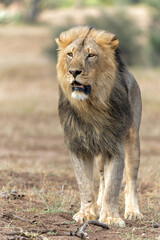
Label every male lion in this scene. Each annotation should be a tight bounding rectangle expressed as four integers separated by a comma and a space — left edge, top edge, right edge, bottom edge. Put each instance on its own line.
56, 26, 143, 227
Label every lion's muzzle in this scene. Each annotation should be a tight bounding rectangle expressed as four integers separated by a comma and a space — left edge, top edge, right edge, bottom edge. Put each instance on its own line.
71, 80, 91, 95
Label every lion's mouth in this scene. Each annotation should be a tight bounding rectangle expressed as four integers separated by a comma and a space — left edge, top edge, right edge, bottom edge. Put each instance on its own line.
71, 81, 91, 95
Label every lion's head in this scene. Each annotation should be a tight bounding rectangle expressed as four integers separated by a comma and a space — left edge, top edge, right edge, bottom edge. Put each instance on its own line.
56, 26, 119, 107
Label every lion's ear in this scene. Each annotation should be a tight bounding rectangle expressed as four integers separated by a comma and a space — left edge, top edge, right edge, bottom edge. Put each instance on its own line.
55, 29, 75, 50
55, 37, 60, 46
55, 37, 65, 49
110, 36, 119, 50
55, 35, 73, 50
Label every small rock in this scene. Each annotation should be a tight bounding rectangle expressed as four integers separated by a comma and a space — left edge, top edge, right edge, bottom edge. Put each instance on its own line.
132, 227, 136, 232
11, 190, 18, 194
153, 223, 159, 228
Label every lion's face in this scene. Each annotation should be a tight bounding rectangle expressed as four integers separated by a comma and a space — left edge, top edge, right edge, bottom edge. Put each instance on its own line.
64, 38, 102, 101
56, 26, 119, 103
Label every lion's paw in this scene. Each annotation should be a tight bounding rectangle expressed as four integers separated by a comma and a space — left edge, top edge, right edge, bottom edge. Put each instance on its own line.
99, 217, 125, 228
124, 211, 143, 220
73, 206, 98, 223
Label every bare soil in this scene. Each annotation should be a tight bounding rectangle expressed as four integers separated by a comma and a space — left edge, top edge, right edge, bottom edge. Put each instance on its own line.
0, 25, 159, 240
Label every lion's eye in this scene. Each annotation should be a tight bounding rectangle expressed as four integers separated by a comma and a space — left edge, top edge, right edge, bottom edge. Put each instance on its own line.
67, 52, 73, 57
88, 53, 95, 58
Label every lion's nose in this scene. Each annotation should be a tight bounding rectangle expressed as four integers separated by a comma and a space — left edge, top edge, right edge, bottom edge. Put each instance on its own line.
69, 70, 82, 78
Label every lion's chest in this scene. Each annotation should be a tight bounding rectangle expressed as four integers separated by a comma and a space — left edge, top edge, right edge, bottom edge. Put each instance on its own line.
58, 88, 131, 158
59, 107, 123, 158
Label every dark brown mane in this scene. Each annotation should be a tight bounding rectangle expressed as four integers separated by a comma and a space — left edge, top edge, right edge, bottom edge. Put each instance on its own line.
81, 26, 94, 46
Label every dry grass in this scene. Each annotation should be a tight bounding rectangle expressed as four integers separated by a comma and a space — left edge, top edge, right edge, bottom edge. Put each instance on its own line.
0, 25, 159, 240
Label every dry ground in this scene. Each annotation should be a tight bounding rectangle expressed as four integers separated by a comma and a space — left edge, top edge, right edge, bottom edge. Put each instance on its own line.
0, 25, 159, 240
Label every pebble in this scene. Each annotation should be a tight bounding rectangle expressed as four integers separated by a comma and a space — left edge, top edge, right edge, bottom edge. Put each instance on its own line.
132, 227, 136, 232
153, 223, 159, 228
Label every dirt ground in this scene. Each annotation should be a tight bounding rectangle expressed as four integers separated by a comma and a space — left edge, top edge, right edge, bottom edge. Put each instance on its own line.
0, 25, 160, 240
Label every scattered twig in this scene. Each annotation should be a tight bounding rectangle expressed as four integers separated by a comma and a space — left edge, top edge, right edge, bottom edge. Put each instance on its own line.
70, 220, 109, 239
4, 229, 56, 236
7, 237, 28, 240
1, 213, 31, 223
3, 217, 109, 239
4, 229, 69, 237
38, 221, 48, 229
4, 231, 20, 236
38, 229, 57, 234
13, 215, 27, 222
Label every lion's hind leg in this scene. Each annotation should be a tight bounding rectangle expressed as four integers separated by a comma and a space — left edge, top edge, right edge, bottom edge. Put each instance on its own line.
124, 127, 143, 220
70, 152, 98, 224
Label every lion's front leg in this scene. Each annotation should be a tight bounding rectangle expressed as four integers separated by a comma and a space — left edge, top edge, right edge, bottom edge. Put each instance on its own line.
96, 155, 105, 210
70, 152, 98, 223
99, 149, 125, 227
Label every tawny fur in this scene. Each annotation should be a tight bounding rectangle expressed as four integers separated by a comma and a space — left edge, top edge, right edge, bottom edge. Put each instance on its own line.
56, 26, 143, 227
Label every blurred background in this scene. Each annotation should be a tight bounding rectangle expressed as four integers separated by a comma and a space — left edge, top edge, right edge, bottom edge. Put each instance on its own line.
1, 0, 160, 65
0, 1, 160, 238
